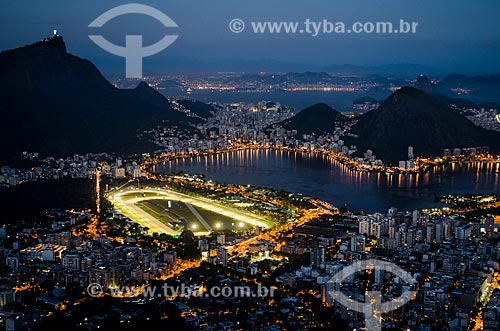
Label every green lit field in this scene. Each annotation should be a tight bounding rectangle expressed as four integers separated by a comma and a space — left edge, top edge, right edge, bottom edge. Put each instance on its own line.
108, 188, 274, 236
136, 200, 250, 232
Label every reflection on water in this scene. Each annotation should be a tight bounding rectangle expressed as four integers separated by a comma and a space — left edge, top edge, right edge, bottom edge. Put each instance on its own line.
155, 149, 500, 213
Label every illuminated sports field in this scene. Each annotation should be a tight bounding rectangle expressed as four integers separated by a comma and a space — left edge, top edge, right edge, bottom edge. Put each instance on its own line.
108, 188, 274, 236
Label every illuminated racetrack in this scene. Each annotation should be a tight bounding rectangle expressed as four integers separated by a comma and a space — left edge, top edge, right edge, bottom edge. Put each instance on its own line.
108, 188, 274, 236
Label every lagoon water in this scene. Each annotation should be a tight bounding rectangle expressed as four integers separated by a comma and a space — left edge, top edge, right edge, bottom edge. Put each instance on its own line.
154, 149, 500, 213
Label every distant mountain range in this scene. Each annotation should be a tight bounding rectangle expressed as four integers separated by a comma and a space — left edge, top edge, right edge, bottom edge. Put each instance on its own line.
434, 73, 500, 99
414, 75, 434, 94
0, 36, 194, 161
412, 75, 499, 110
325, 63, 438, 78
348, 87, 500, 164
431, 94, 499, 113
123, 55, 440, 77
278, 103, 347, 135
230, 72, 500, 100
236, 71, 352, 86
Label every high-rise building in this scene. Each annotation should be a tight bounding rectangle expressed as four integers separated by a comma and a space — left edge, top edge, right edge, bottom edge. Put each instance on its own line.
351, 235, 366, 252
408, 146, 414, 160
113, 168, 126, 178
435, 223, 444, 243
359, 218, 370, 235
359, 217, 388, 238
310, 246, 326, 266
426, 223, 435, 243
164, 251, 177, 268
217, 234, 226, 245
0, 289, 15, 307
89, 268, 113, 289
412, 210, 420, 226
62, 254, 81, 271
217, 247, 228, 267
55, 231, 71, 248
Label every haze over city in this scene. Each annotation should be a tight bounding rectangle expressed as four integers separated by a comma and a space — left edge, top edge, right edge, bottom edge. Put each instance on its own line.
2, 0, 500, 75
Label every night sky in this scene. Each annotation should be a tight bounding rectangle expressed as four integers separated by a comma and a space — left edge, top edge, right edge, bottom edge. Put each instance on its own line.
1, 0, 499, 75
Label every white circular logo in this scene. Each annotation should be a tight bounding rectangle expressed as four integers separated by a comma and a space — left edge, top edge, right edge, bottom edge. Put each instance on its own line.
88, 4, 178, 78
229, 19, 245, 33
327, 259, 417, 331
87, 283, 104, 297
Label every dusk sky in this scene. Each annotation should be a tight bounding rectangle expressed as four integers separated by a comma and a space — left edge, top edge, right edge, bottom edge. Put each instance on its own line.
1, 0, 499, 75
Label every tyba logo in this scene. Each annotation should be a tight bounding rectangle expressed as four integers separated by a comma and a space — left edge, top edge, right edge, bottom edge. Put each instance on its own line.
89, 3, 178, 78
